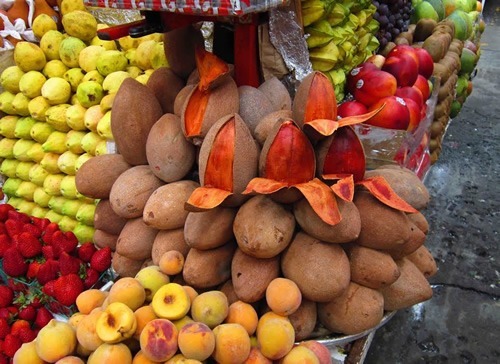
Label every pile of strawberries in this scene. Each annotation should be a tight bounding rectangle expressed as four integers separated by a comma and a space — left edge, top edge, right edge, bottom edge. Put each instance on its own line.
0, 203, 112, 360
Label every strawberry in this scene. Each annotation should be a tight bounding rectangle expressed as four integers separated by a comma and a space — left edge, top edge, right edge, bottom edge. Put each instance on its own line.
78, 242, 97, 263
41, 245, 56, 260
16, 232, 42, 258
33, 307, 53, 329
53, 274, 84, 307
0, 307, 17, 323
3, 333, 21, 357
4, 219, 24, 238
2, 247, 28, 277
83, 268, 100, 289
41, 280, 56, 298
0, 234, 11, 258
16, 326, 36, 343
21, 223, 42, 238
41, 222, 60, 245
90, 247, 112, 273
0, 204, 15, 222
10, 320, 29, 338
7, 210, 30, 223
0, 222, 6, 235
0, 286, 13, 308
30, 217, 50, 231
0, 353, 8, 364
36, 259, 59, 285
59, 251, 82, 276
52, 231, 78, 255
0, 318, 9, 339
17, 305, 36, 322
26, 261, 42, 279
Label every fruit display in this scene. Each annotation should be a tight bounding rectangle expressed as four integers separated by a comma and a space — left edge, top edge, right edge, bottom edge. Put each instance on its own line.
0, 0, 168, 242
373, 0, 412, 49
302, 0, 381, 101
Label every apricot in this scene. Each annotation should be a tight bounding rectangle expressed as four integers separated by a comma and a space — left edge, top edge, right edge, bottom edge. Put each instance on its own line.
108, 277, 146, 310
256, 312, 295, 360
165, 353, 204, 363
299, 341, 332, 364
135, 265, 170, 301
76, 289, 108, 314
134, 305, 158, 340
191, 290, 229, 328
68, 312, 85, 329
265, 277, 302, 316
151, 282, 191, 320
35, 319, 77, 362
182, 285, 199, 303
13, 341, 45, 364
244, 347, 273, 364
87, 343, 133, 364
159, 250, 185, 275
76, 307, 105, 351
178, 322, 215, 361
55, 356, 86, 364
132, 350, 158, 364
225, 300, 259, 335
212, 323, 251, 363
280, 345, 319, 364
139, 319, 178, 362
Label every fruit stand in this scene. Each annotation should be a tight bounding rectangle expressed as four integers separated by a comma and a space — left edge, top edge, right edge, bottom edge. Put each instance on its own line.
0, 0, 485, 362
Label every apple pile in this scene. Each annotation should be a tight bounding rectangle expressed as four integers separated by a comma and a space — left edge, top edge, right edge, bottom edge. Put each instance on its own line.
12, 266, 334, 363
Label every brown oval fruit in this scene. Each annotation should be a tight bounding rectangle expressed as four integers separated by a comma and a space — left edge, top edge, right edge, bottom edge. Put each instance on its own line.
254, 109, 293, 146
146, 67, 184, 114
258, 77, 292, 112
93, 199, 127, 235
151, 228, 190, 265
184, 207, 237, 250
238, 86, 275, 133
115, 217, 158, 261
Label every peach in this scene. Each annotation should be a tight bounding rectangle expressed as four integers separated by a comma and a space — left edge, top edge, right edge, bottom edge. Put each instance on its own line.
132, 350, 158, 364
108, 277, 146, 311
364, 54, 385, 69
96, 302, 137, 344
35, 319, 77, 362
395, 86, 423, 108
191, 290, 229, 328
76, 307, 105, 351
212, 323, 251, 363
352, 69, 397, 107
280, 345, 319, 364
134, 305, 158, 340
139, 319, 178, 362
76, 342, 93, 358
265, 278, 302, 316
55, 356, 86, 364
413, 74, 431, 101
182, 285, 199, 303
87, 343, 132, 364
178, 322, 215, 361
151, 282, 191, 320
337, 100, 368, 118
244, 347, 273, 364
135, 265, 170, 301
382, 53, 419, 87
299, 341, 332, 364
13, 341, 45, 364
346, 62, 379, 94
159, 250, 185, 276
76, 289, 108, 314
256, 312, 295, 361
68, 312, 85, 329
413, 47, 434, 79
225, 300, 259, 335
366, 96, 410, 130
165, 353, 204, 363
405, 98, 422, 132
173, 315, 195, 331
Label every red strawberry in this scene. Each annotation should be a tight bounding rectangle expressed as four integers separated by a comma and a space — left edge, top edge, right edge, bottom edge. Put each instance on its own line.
0, 318, 9, 339
16, 232, 42, 258
78, 242, 97, 263
0, 286, 13, 308
53, 273, 84, 306
41, 280, 56, 298
0, 307, 17, 323
3, 333, 21, 357
0, 234, 11, 258
52, 231, 78, 255
41, 245, 56, 260
30, 217, 50, 231
0, 353, 8, 364
59, 252, 82, 275
2, 247, 28, 277
0, 204, 15, 222
4, 219, 24, 238
0, 222, 6, 235
36, 259, 59, 285
7, 210, 30, 223
26, 261, 42, 279
83, 268, 100, 289
90, 247, 112, 273
41, 222, 60, 245
10, 320, 29, 338
6, 279, 25, 294
33, 307, 53, 329
17, 305, 36, 322
21, 223, 42, 238
16, 326, 36, 343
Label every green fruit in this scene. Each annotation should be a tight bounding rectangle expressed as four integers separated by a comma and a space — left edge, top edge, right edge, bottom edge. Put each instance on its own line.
26, 143, 46, 163
40, 152, 61, 174
75, 203, 96, 225
64, 68, 86, 92
15, 161, 35, 181
65, 130, 86, 154
16, 201, 37, 215
33, 187, 52, 207
78, 45, 106, 73
450, 99, 462, 118
60, 175, 77, 199
82, 70, 104, 84
73, 223, 95, 242
96, 110, 112, 140
425, 0, 445, 20
57, 150, 79, 175
19, 71, 47, 99
0, 116, 20, 138
94, 139, 108, 155
75, 153, 92, 172
102, 71, 130, 94
15, 181, 38, 201
29, 164, 50, 186
412, 1, 439, 22
2, 178, 23, 197
45, 104, 72, 132
45, 210, 64, 223
14, 117, 37, 139
61, 199, 84, 218
460, 48, 478, 75
48, 195, 67, 213
59, 37, 87, 68
76, 81, 104, 108
11, 93, 31, 116
1, 66, 25, 93
42, 60, 69, 78
14, 42, 47, 72
90, 35, 118, 51
80, 131, 103, 155
58, 216, 78, 232
0, 159, 21, 178
32, 13, 58, 40
13, 139, 36, 162
40, 30, 65, 61
43, 174, 65, 196
42, 131, 68, 154
0, 138, 17, 158
30, 122, 55, 143
96, 50, 128, 76
41, 77, 72, 105
0, 91, 16, 114
62, 10, 98, 42
31, 206, 49, 218
150, 42, 169, 70
28, 96, 51, 121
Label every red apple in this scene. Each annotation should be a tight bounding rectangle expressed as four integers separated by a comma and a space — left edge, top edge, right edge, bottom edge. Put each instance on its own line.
395, 86, 424, 108
404, 98, 422, 132
386, 45, 419, 66
346, 62, 379, 94
413, 48, 434, 79
366, 96, 410, 130
413, 75, 431, 101
364, 54, 386, 69
337, 100, 368, 117
382, 53, 419, 87
352, 69, 397, 107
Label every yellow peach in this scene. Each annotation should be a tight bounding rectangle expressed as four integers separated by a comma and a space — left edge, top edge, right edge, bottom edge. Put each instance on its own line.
190, 290, 228, 328
139, 319, 178, 362
134, 305, 158, 340
182, 285, 199, 303
225, 300, 259, 336
280, 345, 319, 364
178, 322, 215, 361
159, 250, 185, 276
13, 341, 45, 364
135, 265, 170, 301
108, 277, 146, 310
76, 307, 104, 351
172, 315, 195, 332
55, 356, 86, 363
151, 283, 191, 321
256, 313, 295, 361
243, 347, 273, 364
76, 289, 108, 314
212, 323, 251, 363
132, 350, 158, 364
87, 343, 132, 364
96, 302, 137, 344
265, 278, 302, 316
299, 341, 332, 364
68, 312, 85, 329
165, 353, 204, 363
35, 319, 77, 362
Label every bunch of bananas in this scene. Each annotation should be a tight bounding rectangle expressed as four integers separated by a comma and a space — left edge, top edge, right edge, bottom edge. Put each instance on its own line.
0, 0, 167, 242
302, 0, 380, 101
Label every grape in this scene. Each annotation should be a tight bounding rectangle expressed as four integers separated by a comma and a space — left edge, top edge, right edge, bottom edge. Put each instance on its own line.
374, 0, 412, 47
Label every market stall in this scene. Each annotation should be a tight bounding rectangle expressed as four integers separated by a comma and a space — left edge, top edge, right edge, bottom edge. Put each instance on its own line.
0, 0, 485, 362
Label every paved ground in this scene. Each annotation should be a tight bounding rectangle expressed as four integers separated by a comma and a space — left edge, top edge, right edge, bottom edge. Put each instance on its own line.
366, 3, 500, 363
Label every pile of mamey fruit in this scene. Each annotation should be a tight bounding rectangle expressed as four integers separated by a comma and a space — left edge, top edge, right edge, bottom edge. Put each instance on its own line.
74, 47, 438, 348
